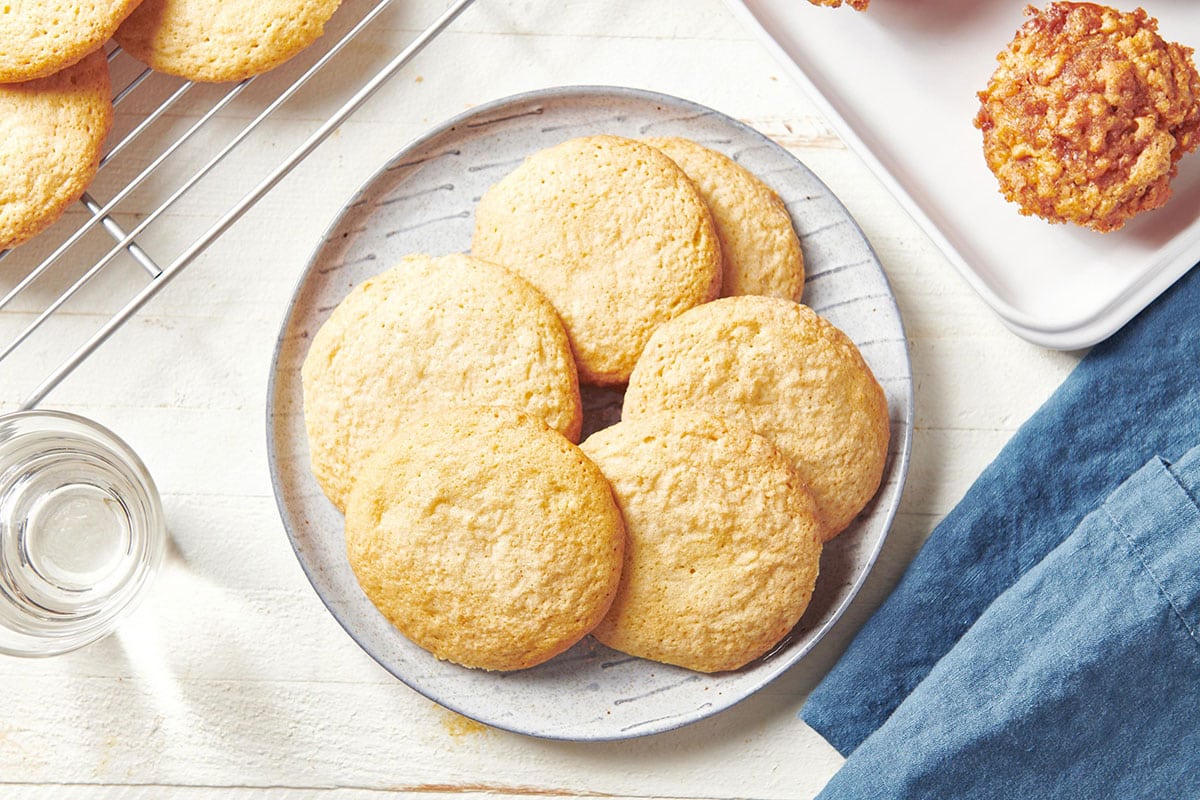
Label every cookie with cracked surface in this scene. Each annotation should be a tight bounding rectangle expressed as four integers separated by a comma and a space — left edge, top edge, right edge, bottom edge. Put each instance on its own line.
0, 0, 143, 83
472, 135, 722, 386
114, 0, 343, 82
975, 2, 1200, 232
580, 408, 822, 674
345, 405, 625, 672
645, 136, 804, 301
0, 49, 111, 251
623, 295, 889, 540
301, 252, 581, 512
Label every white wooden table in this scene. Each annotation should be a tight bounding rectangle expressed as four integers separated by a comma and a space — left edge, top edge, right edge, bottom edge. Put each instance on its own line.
0, 1, 1081, 797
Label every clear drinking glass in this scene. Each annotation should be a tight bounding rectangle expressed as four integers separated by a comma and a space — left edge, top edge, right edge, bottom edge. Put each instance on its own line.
0, 410, 165, 657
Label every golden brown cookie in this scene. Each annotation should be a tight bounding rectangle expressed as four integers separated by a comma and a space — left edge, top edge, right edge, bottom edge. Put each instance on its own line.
114, 0, 344, 82
974, 2, 1200, 232
623, 295, 889, 541
580, 409, 822, 673
0, 50, 112, 251
301, 253, 581, 511
645, 137, 804, 301
0, 0, 143, 83
345, 405, 625, 672
472, 135, 722, 386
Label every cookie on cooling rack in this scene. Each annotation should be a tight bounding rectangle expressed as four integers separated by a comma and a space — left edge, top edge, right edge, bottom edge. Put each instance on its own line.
472, 135, 722, 386
645, 136, 804, 300
345, 405, 625, 672
580, 408, 823, 674
0, 1, 141, 85
114, 0, 344, 82
975, 2, 1200, 232
301, 252, 582, 512
0, 50, 112, 252
0, 0, 142, 83
623, 295, 890, 541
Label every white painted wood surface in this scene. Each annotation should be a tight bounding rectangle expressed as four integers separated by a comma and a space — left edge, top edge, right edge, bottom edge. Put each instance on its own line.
0, 0, 1081, 797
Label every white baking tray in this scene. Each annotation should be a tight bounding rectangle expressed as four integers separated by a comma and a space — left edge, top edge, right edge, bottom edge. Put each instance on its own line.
725, 0, 1200, 349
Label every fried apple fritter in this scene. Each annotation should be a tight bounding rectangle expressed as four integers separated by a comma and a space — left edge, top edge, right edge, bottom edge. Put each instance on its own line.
975, 2, 1200, 233
807, 0, 869, 11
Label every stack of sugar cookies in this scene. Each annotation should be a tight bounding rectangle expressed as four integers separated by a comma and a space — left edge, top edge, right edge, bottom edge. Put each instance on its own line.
0, 0, 343, 251
302, 134, 890, 674
0, 2, 123, 251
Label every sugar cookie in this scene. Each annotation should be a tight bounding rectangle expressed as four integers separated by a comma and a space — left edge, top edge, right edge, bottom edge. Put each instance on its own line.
472, 135, 722, 386
0, 50, 112, 251
581, 409, 822, 673
623, 295, 889, 540
345, 405, 625, 672
645, 136, 803, 300
301, 253, 581, 511
0, 0, 142, 83
114, 0, 343, 82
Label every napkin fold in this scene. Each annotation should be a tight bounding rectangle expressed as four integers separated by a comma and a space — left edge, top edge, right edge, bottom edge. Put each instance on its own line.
815, 446, 1200, 798
801, 263, 1200, 756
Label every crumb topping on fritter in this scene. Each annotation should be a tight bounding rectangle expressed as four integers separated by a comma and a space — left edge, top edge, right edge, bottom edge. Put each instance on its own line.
975, 2, 1200, 232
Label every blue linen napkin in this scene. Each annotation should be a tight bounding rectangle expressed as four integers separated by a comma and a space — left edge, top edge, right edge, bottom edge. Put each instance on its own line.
814, 446, 1200, 798
801, 263, 1200, 756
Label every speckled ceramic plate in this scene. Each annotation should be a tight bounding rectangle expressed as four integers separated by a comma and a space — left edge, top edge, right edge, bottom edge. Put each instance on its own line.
267, 86, 913, 741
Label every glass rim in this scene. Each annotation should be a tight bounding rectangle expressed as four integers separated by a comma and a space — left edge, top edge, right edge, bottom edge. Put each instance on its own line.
0, 409, 166, 657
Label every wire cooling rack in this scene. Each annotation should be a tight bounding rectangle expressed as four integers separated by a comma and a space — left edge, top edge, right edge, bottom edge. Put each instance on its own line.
0, 0, 476, 411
